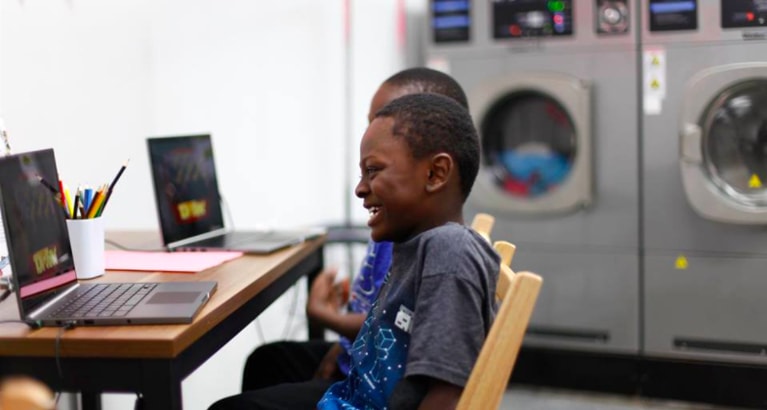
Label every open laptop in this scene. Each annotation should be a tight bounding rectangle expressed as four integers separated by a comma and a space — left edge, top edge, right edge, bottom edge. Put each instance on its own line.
0, 149, 217, 327
146, 134, 324, 254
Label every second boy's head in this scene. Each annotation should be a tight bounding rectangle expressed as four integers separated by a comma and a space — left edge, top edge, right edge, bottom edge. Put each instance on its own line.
368, 67, 469, 122
356, 93, 479, 243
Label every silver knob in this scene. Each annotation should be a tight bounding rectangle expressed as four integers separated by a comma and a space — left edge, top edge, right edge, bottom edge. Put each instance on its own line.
602, 7, 622, 25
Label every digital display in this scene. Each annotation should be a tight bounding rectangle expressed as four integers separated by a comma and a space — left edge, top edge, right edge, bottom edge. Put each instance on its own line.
649, 0, 698, 31
432, 0, 470, 43
492, 0, 574, 39
147, 135, 225, 246
0, 149, 78, 312
722, 0, 767, 28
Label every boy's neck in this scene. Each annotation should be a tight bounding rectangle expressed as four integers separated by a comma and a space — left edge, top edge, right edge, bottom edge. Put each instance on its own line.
418, 203, 465, 232
431, 190, 465, 225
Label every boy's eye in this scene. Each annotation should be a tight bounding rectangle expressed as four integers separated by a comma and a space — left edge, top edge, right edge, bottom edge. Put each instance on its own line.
366, 167, 380, 177
362, 166, 379, 177
359, 164, 381, 181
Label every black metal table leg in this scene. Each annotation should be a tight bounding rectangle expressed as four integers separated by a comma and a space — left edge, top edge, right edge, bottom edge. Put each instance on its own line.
81, 391, 102, 410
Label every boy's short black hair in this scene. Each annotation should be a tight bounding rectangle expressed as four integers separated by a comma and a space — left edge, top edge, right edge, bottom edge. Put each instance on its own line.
375, 93, 479, 201
383, 67, 469, 110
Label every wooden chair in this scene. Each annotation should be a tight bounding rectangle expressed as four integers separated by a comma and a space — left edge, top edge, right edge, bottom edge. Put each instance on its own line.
492, 241, 516, 299
457, 241, 542, 410
470, 213, 495, 243
470, 215, 519, 299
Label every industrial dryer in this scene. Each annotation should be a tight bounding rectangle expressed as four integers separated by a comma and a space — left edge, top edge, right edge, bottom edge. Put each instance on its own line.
641, 0, 767, 364
426, 0, 640, 354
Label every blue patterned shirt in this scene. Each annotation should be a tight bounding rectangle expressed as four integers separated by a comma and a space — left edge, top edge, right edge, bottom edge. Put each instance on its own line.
337, 240, 392, 375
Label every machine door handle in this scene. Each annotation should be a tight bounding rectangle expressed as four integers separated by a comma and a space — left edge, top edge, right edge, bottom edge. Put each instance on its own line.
680, 123, 703, 164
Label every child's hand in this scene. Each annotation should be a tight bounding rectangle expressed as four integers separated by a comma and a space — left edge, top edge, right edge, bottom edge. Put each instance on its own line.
332, 276, 350, 306
307, 268, 343, 320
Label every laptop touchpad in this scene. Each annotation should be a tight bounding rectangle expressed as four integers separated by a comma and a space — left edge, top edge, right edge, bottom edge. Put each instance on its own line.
147, 292, 200, 304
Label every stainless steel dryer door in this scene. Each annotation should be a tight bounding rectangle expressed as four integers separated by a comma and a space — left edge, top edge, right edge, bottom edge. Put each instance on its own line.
469, 72, 592, 214
680, 63, 767, 224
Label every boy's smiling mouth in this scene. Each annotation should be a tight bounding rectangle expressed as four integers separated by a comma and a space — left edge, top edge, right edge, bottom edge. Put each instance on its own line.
366, 205, 381, 225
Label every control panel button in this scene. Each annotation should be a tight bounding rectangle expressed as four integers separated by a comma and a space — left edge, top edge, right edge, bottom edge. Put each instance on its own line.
597, 0, 630, 35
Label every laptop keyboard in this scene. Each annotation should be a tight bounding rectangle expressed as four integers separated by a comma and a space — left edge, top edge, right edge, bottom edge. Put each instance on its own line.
52, 283, 157, 318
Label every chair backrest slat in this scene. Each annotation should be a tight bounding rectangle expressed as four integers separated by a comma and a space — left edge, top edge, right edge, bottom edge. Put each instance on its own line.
492, 241, 516, 300
456, 240, 541, 410
470, 213, 495, 243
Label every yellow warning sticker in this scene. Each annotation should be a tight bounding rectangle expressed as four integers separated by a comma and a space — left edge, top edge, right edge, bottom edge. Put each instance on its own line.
644, 48, 666, 114
749, 174, 762, 188
675, 255, 688, 270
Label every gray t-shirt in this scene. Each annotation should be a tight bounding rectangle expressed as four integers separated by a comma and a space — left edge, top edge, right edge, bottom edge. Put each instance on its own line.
394, 222, 500, 386
318, 222, 500, 409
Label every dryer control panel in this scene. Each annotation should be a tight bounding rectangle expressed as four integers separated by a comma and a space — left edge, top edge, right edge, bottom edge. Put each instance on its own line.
426, 0, 639, 52
722, 0, 767, 28
648, 0, 698, 31
492, 0, 574, 39
641, 0, 767, 46
432, 0, 471, 43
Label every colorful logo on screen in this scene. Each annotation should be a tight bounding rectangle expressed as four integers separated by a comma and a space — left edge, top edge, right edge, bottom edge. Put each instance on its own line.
175, 199, 208, 223
32, 245, 59, 276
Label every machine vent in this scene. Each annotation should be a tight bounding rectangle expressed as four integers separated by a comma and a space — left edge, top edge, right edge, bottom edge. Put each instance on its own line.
527, 326, 609, 343
674, 338, 767, 356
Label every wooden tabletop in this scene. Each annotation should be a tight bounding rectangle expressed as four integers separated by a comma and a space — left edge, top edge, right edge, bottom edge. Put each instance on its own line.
0, 232, 325, 359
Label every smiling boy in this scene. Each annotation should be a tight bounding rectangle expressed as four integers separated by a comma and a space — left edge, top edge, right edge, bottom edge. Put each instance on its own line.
317, 93, 500, 409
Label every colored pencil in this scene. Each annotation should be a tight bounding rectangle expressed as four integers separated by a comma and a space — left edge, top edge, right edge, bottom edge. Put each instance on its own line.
99, 159, 129, 216
36, 175, 68, 215
58, 180, 70, 219
64, 186, 74, 218
72, 191, 81, 219
83, 186, 93, 211
108, 159, 129, 192
36, 175, 59, 195
86, 185, 107, 219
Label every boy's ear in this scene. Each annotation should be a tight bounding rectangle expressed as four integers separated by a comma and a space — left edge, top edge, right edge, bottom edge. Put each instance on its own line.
425, 153, 454, 194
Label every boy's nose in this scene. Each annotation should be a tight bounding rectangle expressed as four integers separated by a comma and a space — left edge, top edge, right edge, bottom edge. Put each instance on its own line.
355, 179, 369, 198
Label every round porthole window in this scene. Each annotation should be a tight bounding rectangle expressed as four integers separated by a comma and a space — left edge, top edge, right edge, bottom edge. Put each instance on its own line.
481, 91, 577, 198
702, 79, 767, 207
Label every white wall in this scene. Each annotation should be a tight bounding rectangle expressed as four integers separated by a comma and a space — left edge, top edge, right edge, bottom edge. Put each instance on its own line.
0, 0, 425, 409
0, 0, 347, 231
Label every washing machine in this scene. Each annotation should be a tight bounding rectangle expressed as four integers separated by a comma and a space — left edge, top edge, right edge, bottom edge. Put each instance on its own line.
641, 0, 767, 364
426, 0, 640, 354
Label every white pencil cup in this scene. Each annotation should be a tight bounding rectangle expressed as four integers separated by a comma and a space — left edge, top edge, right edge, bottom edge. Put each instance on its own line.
66, 217, 105, 280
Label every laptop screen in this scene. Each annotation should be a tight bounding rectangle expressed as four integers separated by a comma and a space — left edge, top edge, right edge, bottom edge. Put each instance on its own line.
0, 149, 78, 314
147, 135, 225, 246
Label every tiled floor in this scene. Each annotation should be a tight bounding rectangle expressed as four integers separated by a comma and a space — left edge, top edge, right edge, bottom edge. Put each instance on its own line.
501, 385, 749, 410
